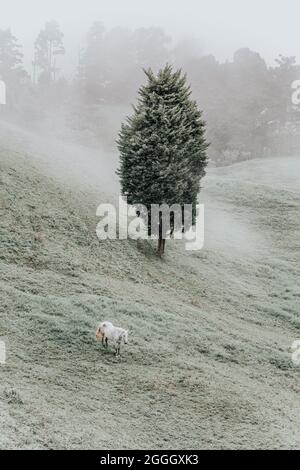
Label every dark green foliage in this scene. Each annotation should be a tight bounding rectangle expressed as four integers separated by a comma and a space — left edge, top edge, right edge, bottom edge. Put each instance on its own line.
117, 65, 208, 253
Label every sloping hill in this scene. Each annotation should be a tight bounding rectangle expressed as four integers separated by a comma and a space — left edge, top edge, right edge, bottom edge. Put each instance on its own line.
0, 123, 300, 449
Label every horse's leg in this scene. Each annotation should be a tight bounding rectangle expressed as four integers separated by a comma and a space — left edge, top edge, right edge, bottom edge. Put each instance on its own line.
105, 337, 108, 349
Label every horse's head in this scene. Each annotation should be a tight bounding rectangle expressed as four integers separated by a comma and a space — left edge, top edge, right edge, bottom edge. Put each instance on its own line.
95, 327, 103, 341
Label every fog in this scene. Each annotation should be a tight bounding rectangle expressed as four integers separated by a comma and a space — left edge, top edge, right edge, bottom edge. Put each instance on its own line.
1, 1, 300, 452
1, 0, 300, 72
0, 0, 300, 167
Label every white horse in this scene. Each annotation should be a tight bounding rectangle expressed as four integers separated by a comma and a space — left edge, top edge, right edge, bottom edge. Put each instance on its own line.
96, 321, 128, 356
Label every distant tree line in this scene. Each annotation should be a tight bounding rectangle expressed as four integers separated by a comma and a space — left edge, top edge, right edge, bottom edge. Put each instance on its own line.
0, 21, 300, 165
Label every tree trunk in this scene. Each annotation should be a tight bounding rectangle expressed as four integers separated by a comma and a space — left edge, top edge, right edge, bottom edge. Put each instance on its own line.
158, 237, 162, 256
157, 217, 166, 257
157, 237, 166, 257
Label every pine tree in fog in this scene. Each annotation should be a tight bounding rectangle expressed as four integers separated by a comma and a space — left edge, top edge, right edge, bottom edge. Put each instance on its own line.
0, 29, 27, 108
117, 65, 208, 256
0, 29, 23, 78
33, 21, 65, 83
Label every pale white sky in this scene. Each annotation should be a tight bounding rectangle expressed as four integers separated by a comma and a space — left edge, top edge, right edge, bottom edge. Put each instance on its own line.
1, 0, 299, 74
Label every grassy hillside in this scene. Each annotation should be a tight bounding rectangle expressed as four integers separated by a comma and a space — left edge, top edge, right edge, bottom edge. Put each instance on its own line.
0, 125, 300, 449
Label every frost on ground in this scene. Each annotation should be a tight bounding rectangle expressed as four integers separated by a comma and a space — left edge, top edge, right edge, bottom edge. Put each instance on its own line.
0, 122, 299, 449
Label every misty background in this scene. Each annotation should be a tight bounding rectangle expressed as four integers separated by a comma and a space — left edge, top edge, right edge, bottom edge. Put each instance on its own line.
1, 0, 300, 165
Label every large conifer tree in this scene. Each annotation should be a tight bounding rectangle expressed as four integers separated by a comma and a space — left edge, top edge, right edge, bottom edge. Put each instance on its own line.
117, 65, 208, 255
